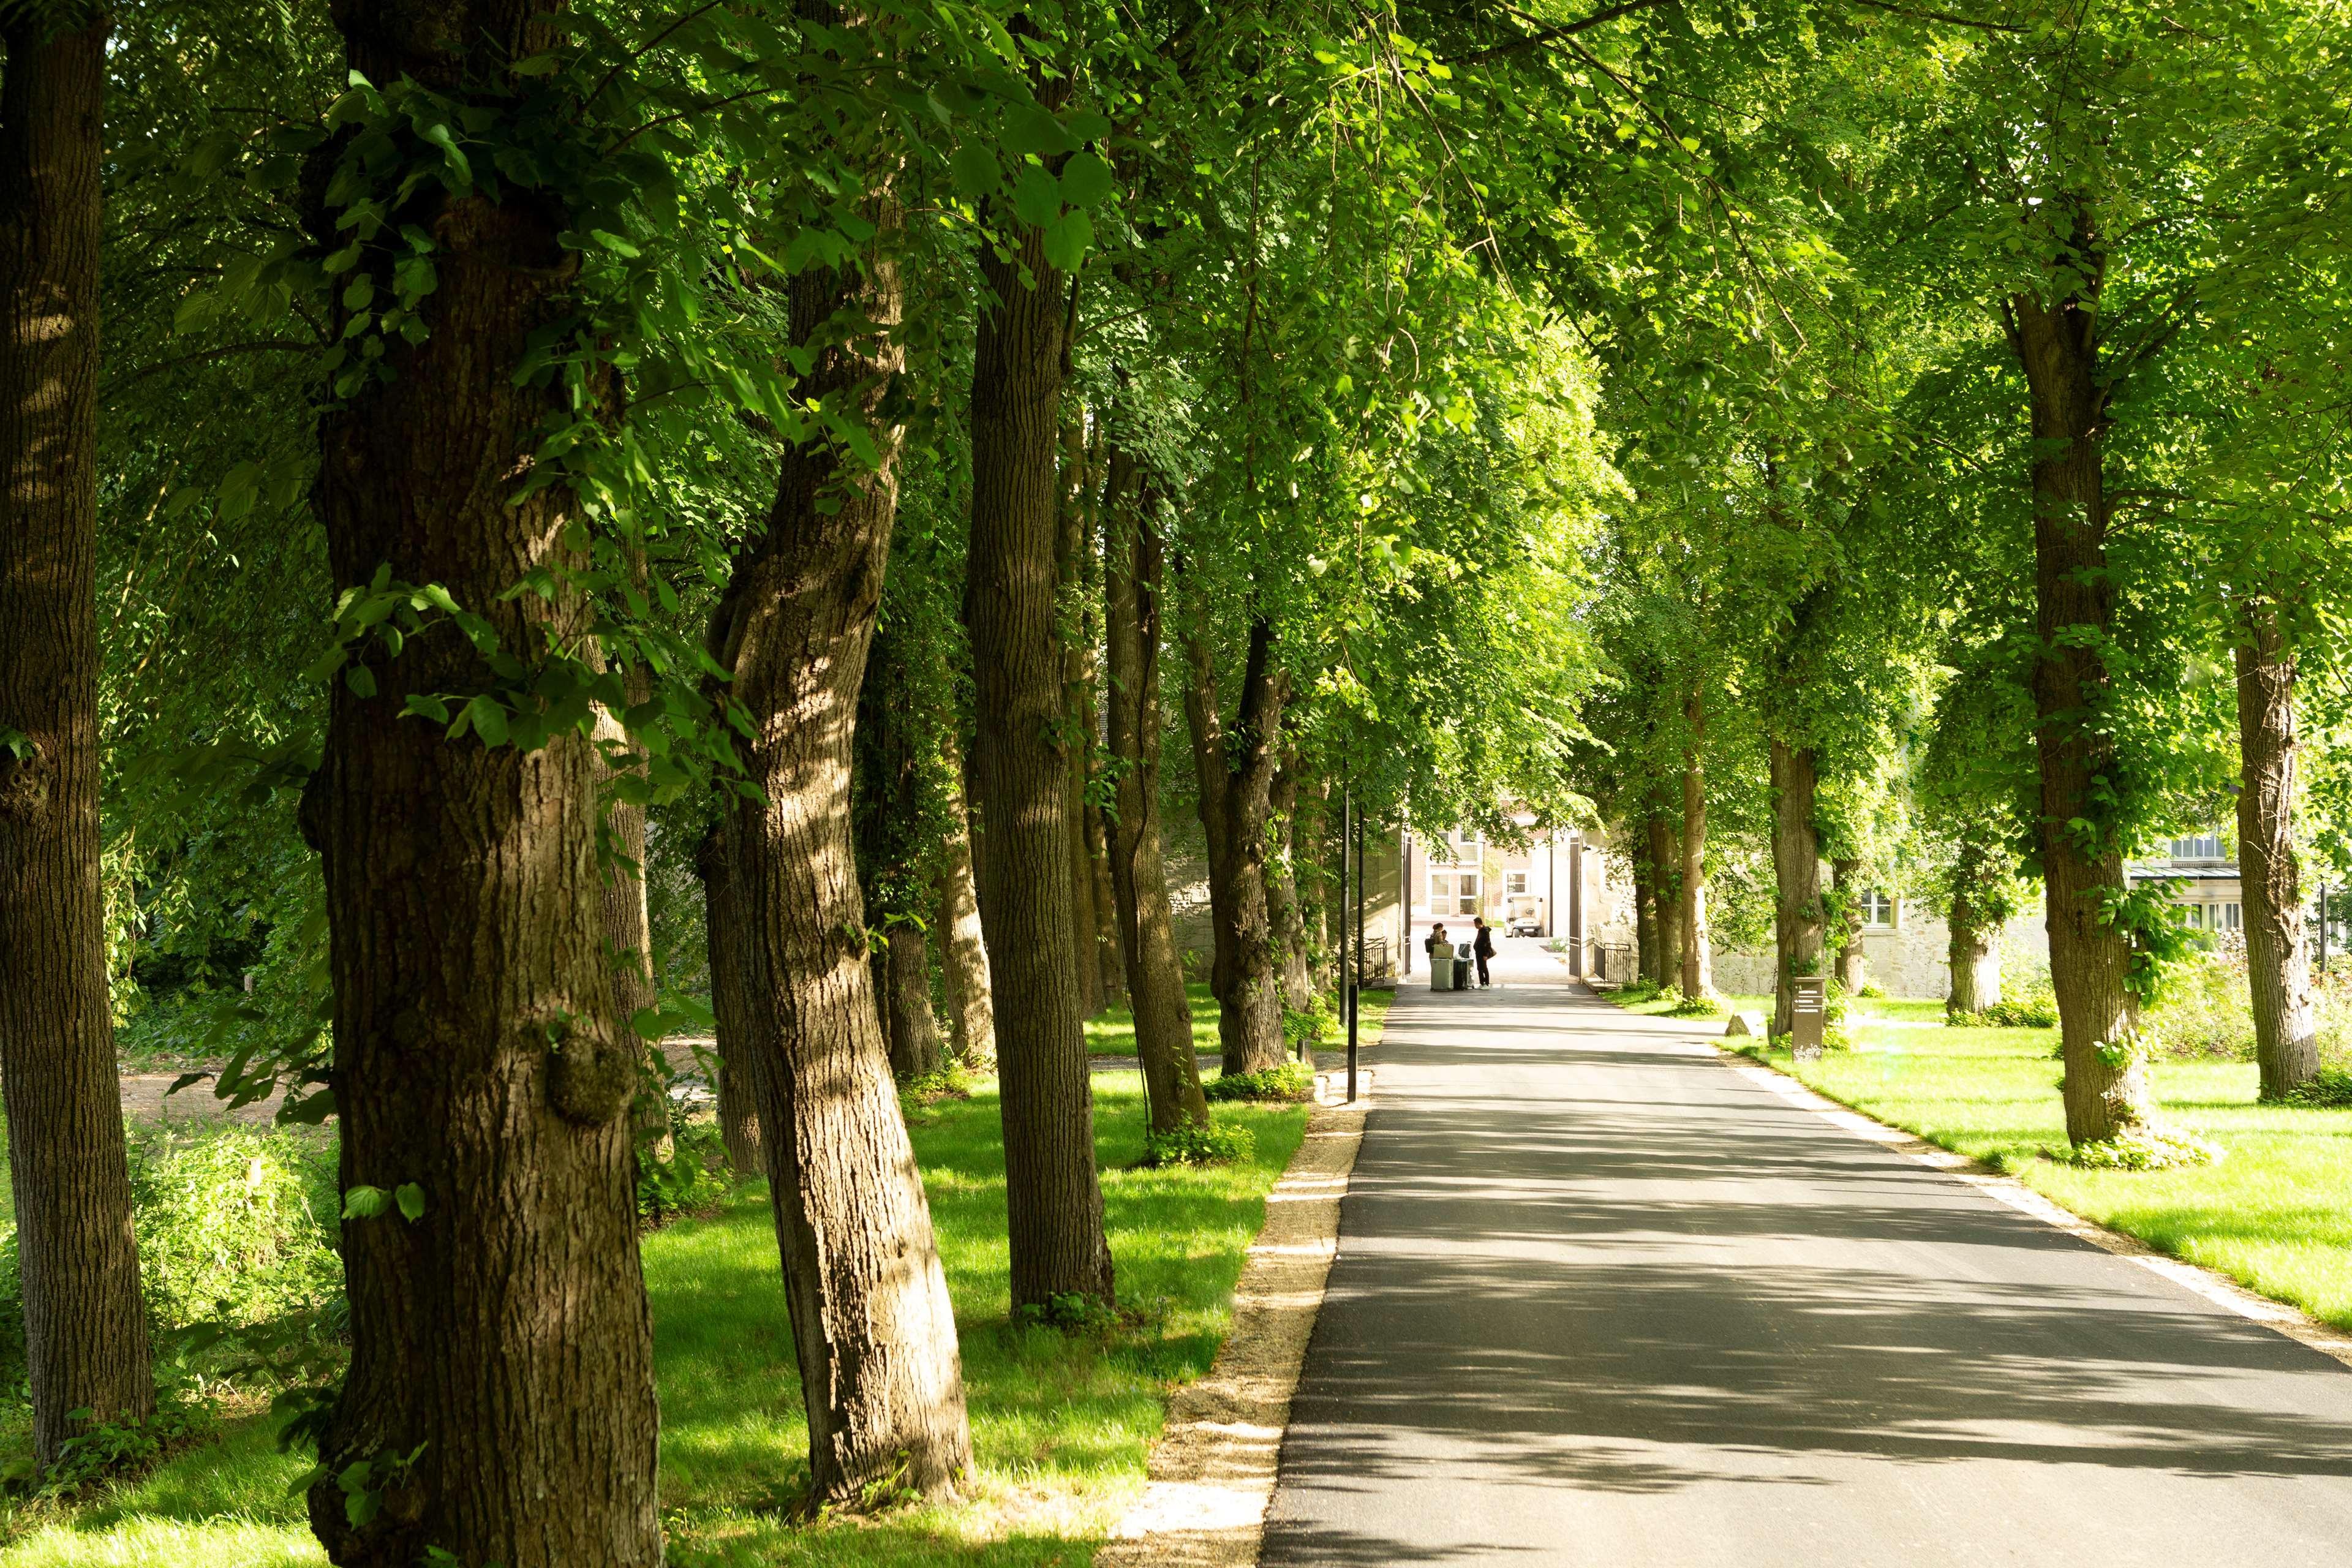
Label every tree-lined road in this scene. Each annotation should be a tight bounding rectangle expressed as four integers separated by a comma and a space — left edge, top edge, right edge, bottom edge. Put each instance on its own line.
1263, 943, 2352, 1566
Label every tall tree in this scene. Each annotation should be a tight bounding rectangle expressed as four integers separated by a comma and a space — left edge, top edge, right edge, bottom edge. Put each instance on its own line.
1183, 611, 1291, 1073
301, 2, 661, 1559
1768, 739, 1823, 1037
2234, 603, 2315, 1098
1104, 456, 1212, 1133
962, 83, 1116, 1310
932, 725, 996, 1069
707, 155, 973, 1494
0, 4, 156, 1470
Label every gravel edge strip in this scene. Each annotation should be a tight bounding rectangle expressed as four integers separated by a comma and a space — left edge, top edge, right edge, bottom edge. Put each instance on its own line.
1093, 1070, 1373, 1568
1717, 1044, 2352, 1373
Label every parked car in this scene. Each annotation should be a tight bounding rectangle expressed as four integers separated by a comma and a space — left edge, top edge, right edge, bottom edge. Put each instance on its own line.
1507, 914, 1542, 937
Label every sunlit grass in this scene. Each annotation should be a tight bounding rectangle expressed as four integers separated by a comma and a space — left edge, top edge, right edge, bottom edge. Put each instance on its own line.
0, 1074, 1308, 1567
1733, 997, 2352, 1333
1080, 982, 1221, 1058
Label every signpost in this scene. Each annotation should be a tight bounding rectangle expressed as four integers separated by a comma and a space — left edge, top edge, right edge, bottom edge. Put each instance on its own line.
1792, 975, 1828, 1061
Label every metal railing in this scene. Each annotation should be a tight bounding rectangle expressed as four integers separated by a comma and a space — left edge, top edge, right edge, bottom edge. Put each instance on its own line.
1590, 941, 1635, 986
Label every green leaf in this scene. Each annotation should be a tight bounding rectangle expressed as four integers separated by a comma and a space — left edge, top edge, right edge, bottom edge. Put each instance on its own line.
1011, 164, 1059, 228
394, 1183, 425, 1222
589, 229, 641, 258
344, 665, 377, 698
1059, 149, 1116, 209
342, 1185, 391, 1220
949, 143, 1001, 201
1041, 210, 1093, 273
466, 695, 510, 748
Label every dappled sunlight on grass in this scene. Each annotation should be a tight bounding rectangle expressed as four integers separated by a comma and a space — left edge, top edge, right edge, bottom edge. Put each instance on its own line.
0, 1074, 1303, 1567
1741, 997, 2352, 1332
1082, 983, 1220, 1057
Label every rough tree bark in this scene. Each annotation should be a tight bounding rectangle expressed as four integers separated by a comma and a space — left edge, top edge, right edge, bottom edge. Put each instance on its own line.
1269, 758, 1315, 1012
705, 181, 971, 1494
963, 167, 1117, 1310
1298, 779, 1331, 989
303, 7, 662, 1561
2235, 599, 2316, 1099
1678, 690, 1712, 998
1076, 459, 1126, 1011
2009, 239, 2156, 1144
1648, 810, 1683, 987
1769, 737, 1823, 1038
592, 655, 664, 1153
884, 927, 944, 1080
932, 725, 996, 1071
0, 12, 156, 1471
854, 629, 948, 1082
1055, 415, 1106, 1019
1831, 856, 1867, 993
1630, 830, 1658, 986
1104, 456, 1212, 1133
1182, 611, 1292, 1074
1945, 834, 2005, 1016
693, 826, 766, 1176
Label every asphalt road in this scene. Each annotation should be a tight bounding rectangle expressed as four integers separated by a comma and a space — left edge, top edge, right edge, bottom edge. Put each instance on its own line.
1261, 940, 2352, 1567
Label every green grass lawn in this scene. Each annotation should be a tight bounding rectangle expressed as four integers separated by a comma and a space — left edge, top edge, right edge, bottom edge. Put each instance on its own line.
0, 1074, 1309, 1567
1083, 982, 1392, 1063
1723, 997, 2352, 1335
1082, 982, 1221, 1058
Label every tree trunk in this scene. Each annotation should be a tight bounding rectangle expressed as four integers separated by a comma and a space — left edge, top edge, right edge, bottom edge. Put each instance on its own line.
1078, 472, 1126, 1012
1679, 691, 1712, 998
963, 171, 1117, 1311
933, 726, 996, 1071
1298, 779, 1331, 990
1831, 856, 1867, 993
1630, 827, 1657, 986
694, 826, 766, 1177
1057, 417, 1106, 1019
884, 924, 944, 1080
1182, 611, 1292, 1074
593, 658, 665, 1153
706, 192, 971, 1497
1104, 456, 1212, 1134
2236, 600, 2316, 1098
1946, 834, 2003, 1016
0, 13, 156, 1471
1270, 758, 1314, 1012
2011, 265, 2155, 1145
854, 628, 949, 1082
1769, 737, 1823, 1038
1648, 810, 1683, 987
304, 9, 660, 1560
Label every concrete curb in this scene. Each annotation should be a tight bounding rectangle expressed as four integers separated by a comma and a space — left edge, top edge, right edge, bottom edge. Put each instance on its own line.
1094, 1070, 1373, 1567
1717, 1044, 2352, 1374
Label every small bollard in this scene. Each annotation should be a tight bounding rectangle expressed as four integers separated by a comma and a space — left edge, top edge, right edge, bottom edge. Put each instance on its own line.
1792, 976, 1828, 1061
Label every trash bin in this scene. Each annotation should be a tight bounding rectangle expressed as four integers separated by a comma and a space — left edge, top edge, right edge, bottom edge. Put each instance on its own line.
1453, 953, 1473, 991
1428, 941, 1455, 991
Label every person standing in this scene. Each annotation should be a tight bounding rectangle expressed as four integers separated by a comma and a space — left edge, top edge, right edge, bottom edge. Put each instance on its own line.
1472, 916, 1496, 989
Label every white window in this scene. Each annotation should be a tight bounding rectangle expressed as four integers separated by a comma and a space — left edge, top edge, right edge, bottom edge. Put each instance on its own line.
2171, 834, 2224, 859
1505, 871, 1529, 895
2218, 902, 2242, 931
2181, 903, 2209, 930
1861, 891, 1896, 929
1452, 829, 1482, 863
1429, 869, 1480, 916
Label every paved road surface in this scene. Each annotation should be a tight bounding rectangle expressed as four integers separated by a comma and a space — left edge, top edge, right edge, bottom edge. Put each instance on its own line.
1262, 938, 2352, 1566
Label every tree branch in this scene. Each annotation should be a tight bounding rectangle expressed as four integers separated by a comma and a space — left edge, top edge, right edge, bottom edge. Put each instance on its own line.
1450, 0, 1675, 65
